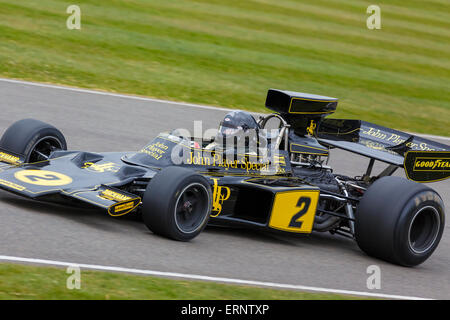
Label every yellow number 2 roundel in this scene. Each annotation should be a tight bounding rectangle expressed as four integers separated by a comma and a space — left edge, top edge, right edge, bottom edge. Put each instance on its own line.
269, 190, 320, 233
14, 170, 73, 186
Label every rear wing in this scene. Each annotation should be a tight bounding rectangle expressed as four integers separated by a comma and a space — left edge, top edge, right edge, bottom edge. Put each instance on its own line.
317, 119, 449, 181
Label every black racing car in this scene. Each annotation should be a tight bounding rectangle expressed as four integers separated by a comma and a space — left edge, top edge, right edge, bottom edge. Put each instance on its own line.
0, 89, 448, 267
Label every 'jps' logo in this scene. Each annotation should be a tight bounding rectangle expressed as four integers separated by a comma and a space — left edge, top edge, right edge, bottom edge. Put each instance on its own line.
82, 162, 120, 173
210, 178, 231, 217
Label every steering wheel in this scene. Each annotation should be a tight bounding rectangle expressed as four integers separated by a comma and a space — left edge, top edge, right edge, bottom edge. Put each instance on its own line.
258, 114, 290, 151
258, 113, 288, 129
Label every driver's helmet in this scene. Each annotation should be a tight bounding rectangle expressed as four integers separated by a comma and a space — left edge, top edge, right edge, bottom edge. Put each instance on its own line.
216, 111, 260, 151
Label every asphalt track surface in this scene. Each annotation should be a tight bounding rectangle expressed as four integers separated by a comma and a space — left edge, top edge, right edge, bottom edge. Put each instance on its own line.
0, 79, 449, 299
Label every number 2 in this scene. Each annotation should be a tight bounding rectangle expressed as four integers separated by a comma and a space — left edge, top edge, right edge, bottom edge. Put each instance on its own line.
289, 197, 311, 228
24, 174, 60, 182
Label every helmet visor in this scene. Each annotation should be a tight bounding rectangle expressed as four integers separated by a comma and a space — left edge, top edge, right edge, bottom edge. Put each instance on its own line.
218, 121, 243, 136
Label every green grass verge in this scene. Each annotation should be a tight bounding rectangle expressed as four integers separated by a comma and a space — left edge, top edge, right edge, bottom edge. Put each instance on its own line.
0, 263, 364, 300
0, 0, 448, 135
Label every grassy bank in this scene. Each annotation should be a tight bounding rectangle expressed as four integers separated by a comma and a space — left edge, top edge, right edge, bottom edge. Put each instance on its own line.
0, 0, 448, 135
0, 263, 363, 300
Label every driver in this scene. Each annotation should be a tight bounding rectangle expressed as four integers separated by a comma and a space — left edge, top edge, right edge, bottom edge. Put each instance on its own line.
206, 111, 263, 154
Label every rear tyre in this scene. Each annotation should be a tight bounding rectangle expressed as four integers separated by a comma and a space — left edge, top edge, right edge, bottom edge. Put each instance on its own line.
355, 176, 445, 267
142, 166, 212, 241
0, 118, 67, 162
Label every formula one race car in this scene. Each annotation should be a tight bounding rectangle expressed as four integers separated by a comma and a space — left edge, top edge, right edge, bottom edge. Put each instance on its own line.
0, 89, 448, 266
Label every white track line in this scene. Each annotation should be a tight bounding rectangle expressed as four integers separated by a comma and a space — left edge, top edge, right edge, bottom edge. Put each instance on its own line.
0, 77, 448, 142
0, 255, 431, 300
0, 78, 232, 112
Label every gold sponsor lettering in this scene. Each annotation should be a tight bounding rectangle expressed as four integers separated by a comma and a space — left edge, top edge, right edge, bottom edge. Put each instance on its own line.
139, 142, 168, 161
114, 201, 135, 213
107, 198, 141, 217
100, 189, 133, 202
186, 152, 212, 166
414, 158, 450, 171
186, 152, 285, 174
362, 127, 387, 140
419, 143, 434, 151
0, 178, 26, 191
0, 152, 21, 165
387, 133, 403, 144
82, 162, 120, 173
362, 129, 438, 151
361, 140, 385, 151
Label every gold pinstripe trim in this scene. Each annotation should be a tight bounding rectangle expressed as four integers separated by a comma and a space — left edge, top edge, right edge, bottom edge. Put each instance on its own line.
288, 97, 337, 115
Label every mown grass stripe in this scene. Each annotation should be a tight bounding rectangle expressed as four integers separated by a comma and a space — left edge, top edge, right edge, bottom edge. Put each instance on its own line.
2, 8, 448, 77
2, 0, 449, 59
2, 24, 447, 106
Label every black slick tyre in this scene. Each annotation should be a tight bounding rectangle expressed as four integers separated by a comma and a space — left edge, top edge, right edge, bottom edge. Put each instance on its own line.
0, 118, 67, 162
142, 166, 212, 241
355, 176, 445, 267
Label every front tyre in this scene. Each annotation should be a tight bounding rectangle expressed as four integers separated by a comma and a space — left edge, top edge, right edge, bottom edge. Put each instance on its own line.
0, 118, 67, 162
142, 167, 212, 241
355, 176, 445, 267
